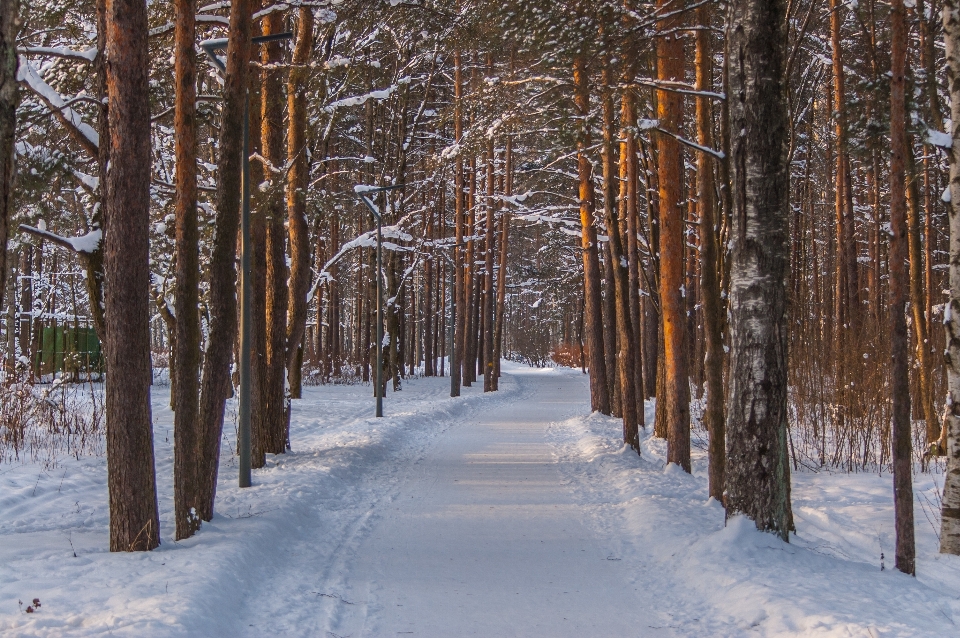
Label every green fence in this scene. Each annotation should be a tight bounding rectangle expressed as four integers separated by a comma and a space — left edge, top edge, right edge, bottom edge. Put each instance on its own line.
35, 326, 103, 376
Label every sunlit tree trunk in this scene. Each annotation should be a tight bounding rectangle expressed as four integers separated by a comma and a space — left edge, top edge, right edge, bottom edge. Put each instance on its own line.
483, 126, 495, 392
286, 8, 315, 400
451, 51, 464, 397
830, 0, 859, 335
696, 2, 725, 501
260, 10, 289, 453
890, 0, 916, 575
493, 135, 511, 387
906, 145, 938, 447
574, 55, 609, 414
602, 53, 638, 446
656, 0, 690, 470
620, 84, 645, 423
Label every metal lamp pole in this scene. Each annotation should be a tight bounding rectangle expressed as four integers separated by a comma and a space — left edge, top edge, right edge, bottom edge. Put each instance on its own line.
202, 31, 292, 488
354, 184, 404, 418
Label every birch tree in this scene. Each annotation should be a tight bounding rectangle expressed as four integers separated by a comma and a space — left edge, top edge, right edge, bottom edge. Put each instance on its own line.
723, 0, 794, 541
940, 0, 960, 557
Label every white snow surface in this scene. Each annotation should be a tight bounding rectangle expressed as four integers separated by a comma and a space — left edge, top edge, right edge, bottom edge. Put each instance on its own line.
1, 363, 958, 636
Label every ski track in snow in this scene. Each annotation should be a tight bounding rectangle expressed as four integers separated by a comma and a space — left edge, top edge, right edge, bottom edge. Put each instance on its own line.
0, 361, 958, 636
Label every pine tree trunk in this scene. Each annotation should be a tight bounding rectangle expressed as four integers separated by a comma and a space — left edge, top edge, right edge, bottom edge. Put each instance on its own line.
890, 0, 917, 576
942, 0, 960, 556
451, 53, 463, 397
724, 0, 793, 540
197, 0, 252, 520
262, 10, 289, 453
104, 0, 160, 552
285, 8, 314, 400
464, 156, 476, 387
602, 57, 638, 447
249, 64, 268, 467
830, 0, 859, 336
424, 201, 435, 376
620, 82, 645, 425
696, 2, 725, 501
603, 243, 621, 417
0, 0, 16, 313
574, 56, 609, 414
172, 0, 201, 541
493, 135, 512, 387
483, 134, 495, 391
656, 0, 690, 471
906, 145, 938, 446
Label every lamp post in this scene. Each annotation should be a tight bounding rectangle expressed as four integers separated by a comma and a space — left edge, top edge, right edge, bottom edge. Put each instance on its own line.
354, 183, 404, 418
202, 31, 292, 488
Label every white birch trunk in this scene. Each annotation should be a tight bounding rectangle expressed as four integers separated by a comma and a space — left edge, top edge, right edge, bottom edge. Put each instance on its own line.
941, 0, 960, 555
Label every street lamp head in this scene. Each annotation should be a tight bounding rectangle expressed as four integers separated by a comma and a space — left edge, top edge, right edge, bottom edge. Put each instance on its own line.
200, 32, 294, 74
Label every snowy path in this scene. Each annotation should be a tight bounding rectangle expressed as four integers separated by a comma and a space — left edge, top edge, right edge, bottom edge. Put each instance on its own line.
3, 362, 960, 636
249, 366, 664, 637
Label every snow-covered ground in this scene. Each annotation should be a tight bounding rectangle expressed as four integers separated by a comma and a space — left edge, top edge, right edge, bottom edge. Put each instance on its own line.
1, 362, 958, 636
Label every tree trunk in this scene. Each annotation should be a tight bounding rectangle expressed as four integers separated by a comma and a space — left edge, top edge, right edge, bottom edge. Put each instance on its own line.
261, 10, 289, 454
0, 0, 16, 313
451, 51, 463, 397
172, 0, 201, 541
724, 0, 793, 541
906, 145, 938, 447
656, 0, 690, 471
603, 241, 621, 417
942, 0, 960, 556
696, 2, 725, 502
574, 56, 609, 414
285, 8, 314, 399
620, 79, 645, 425
483, 132, 495, 392
493, 134, 512, 387
890, 0, 917, 576
197, 0, 252, 521
602, 56, 638, 447
830, 0, 859, 335
104, 0, 160, 552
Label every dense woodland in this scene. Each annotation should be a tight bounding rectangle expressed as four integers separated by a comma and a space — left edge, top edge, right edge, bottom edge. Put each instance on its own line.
2, 0, 960, 576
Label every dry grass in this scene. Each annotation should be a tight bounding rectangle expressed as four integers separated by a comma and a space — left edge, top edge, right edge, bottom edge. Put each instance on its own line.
0, 370, 104, 468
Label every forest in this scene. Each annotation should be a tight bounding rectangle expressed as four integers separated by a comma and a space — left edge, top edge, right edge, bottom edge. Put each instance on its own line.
1, 0, 960, 628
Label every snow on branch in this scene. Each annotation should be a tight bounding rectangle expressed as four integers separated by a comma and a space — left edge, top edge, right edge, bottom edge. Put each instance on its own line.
324, 77, 412, 112
21, 46, 97, 62
308, 225, 414, 298
149, 14, 230, 38
629, 79, 725, 101
17, 57, 99, 158
927, 129, 953, 149
653, 125, 725, 160
19, 225, 102, 254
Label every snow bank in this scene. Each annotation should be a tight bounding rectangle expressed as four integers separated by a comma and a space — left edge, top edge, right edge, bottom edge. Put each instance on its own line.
547, 408, 960, 636
0, 375, 519, 636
